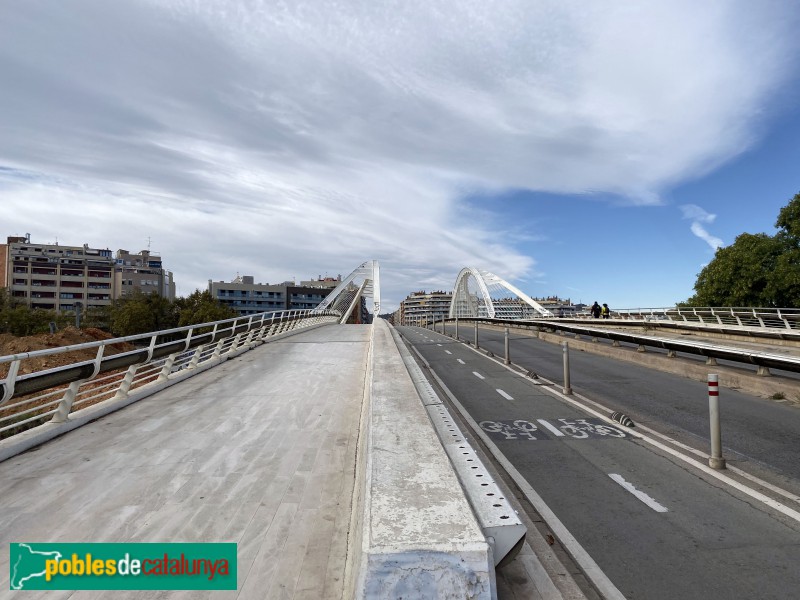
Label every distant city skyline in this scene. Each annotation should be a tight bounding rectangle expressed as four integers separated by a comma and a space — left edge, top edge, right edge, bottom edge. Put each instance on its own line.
2, 1, 799, 311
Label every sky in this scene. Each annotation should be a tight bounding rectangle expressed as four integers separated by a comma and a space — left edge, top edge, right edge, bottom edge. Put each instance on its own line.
2, 1, 800, 312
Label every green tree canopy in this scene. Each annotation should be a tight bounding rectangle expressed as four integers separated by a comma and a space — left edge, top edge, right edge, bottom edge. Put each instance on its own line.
685, 192, 800, 307
108, 291, 178, 337
173, 290, 237, 327
0, 288, 238, 338
0, 288, 71, 336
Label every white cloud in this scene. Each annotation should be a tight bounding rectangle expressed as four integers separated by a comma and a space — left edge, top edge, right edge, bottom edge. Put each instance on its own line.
681, 204, 723, 250
680, 204, 717, 224
689, 222, 723, 251
0, 1, 796, 308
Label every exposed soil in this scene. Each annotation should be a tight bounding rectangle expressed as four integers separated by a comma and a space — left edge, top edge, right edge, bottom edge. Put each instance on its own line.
0, 328, 139, 438
0, 327, 134, 378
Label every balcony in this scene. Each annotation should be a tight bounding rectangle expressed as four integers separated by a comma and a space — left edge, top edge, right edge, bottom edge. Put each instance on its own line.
31, 302, 56, 309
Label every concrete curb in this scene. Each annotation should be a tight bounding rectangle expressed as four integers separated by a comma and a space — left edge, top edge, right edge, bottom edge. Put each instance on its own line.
352, 319, 494, 599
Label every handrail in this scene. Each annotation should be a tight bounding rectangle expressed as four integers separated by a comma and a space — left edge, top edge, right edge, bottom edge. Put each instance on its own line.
449, 317, 800, 375
0, 309, 341, 439
569, 306, 800, 328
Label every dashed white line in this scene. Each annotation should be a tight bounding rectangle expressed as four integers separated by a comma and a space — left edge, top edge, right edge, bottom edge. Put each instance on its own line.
457, 359, 465, 365
437, 344, 442, 347
496, 389, 514, 401
444, 350, 452, 355
609, 474, 668, 513
472, 372, 485, 380
537, 419, 565, 437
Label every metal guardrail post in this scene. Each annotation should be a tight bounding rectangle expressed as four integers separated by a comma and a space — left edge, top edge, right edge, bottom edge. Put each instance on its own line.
455, 317, 459, 340
0, 360, 21, 407
51, 380, 82, 423
156, 352, 180, 383
504, 327, 510, 365
51, 345, 106, 423
113, 364, 140, 400
708, 374, 726, 469
562, 342, 572, 395
226, 333, 243, 355
474, 321, 479, 349
211, 338, 226, 360
187, 347, 203, 369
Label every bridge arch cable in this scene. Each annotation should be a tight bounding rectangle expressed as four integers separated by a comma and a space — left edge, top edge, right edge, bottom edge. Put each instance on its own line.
313, 260, 381, 323
449, 267, 554, 319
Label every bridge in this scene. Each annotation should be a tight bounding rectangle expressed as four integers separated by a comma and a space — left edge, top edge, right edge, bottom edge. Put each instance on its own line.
2, 262, 800, 598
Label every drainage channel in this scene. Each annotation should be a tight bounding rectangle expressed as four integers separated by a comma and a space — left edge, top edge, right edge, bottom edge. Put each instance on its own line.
390, 327, 526, 568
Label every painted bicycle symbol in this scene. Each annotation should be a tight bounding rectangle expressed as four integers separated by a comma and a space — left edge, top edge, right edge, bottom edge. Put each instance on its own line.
479, 418, 627, 441
556, 418, 626, 439
479, 420, 539, 440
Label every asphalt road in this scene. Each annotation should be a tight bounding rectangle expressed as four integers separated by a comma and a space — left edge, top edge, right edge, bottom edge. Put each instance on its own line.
445, 323, 800, 487
398, 325, 800, 600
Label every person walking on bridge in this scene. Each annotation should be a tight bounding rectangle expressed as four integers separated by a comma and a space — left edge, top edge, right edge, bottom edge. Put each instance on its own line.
602, 303, 610, 319
591, 301, 601, 318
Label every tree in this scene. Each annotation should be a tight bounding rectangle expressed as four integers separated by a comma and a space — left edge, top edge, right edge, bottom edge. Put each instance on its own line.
0, 288, 71, 336
173, 290, 237, 327
685, 192, 800, 307
108, 291, 178, 337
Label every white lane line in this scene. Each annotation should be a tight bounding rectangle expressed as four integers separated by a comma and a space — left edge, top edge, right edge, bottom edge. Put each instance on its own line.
496, 389, 514, 401
457, 359, 465, 365
472, 371, 485, 380
437, 344, 442, 347
537, 419, 565, 437
408, 345, 626, 600
609, 474, 668, 513
444, 350, 452, 355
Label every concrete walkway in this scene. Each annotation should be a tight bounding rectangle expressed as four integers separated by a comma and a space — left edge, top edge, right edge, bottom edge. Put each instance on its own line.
0, 324, 370, 599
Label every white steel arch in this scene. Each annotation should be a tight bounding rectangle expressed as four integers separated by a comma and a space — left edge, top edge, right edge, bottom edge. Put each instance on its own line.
449, 267, 554, 319
314, 260, 381, 320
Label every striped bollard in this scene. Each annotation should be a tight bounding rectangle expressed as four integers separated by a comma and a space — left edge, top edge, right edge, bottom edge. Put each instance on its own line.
708, 374, 726, 469
562, 342, 572, 395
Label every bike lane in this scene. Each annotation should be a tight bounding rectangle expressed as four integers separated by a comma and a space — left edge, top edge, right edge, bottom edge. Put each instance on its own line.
399, 327, 800, 600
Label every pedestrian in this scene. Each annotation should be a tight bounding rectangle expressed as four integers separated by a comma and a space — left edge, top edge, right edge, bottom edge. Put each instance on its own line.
591, 301, 601, 318
602, 303, 610, 319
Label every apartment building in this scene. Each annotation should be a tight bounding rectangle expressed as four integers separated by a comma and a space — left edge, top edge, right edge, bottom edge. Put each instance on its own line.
399, 290, 453, 326
0, 236, 177, 312
208, 275, 337, 316
114, 249, 176, 300
0, 235, 114, 312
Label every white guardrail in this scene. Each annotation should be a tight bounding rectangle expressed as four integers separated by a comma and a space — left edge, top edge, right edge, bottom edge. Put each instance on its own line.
572, 306, 800, 333
0, 309, 340, 443
445, 317, 800, 376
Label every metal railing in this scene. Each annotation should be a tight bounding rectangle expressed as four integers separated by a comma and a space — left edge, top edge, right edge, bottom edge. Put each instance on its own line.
572, 306, 800, 330
0, 309, 340, 439
443, 317, 800, 376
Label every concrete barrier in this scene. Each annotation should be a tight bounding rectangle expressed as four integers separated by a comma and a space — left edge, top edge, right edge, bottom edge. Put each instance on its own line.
348, 319, 495, 599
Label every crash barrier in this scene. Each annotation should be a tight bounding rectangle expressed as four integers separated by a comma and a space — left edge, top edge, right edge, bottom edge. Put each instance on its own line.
570, 306, 800, 340
444, 318, 800, 376
0, 309, 340, 457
